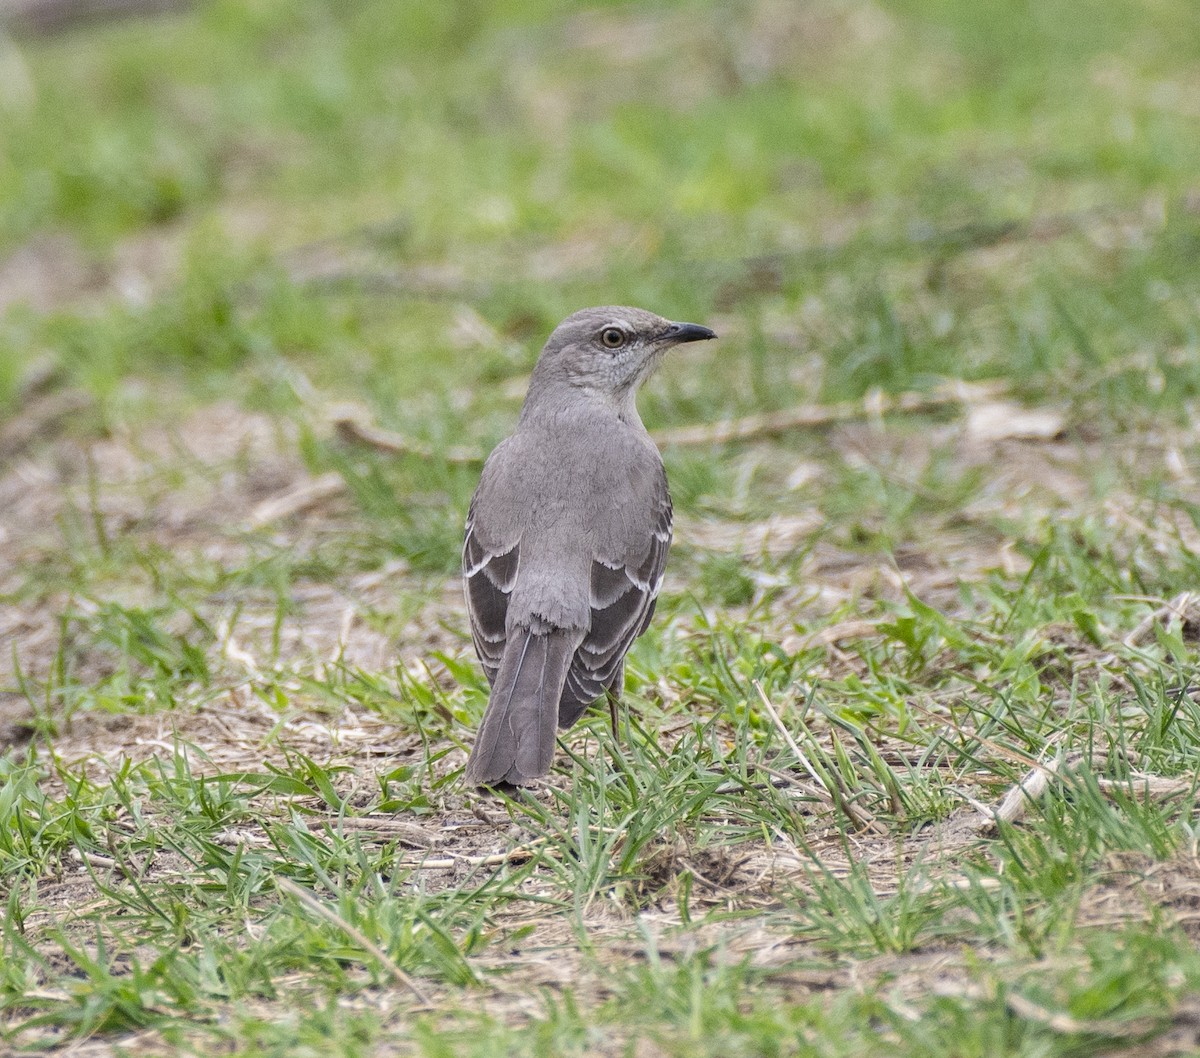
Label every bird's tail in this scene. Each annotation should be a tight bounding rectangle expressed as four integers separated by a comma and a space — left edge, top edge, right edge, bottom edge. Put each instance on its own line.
464, 627, 577, 786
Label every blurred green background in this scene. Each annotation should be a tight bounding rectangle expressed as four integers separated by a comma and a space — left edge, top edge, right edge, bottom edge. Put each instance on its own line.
2, 0, 1199, 437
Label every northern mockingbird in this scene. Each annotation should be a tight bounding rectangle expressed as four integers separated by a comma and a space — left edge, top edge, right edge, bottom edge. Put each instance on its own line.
463, 306, 717, 786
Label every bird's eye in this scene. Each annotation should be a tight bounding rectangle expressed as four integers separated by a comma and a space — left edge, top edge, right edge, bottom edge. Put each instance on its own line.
601, 328, 626, 349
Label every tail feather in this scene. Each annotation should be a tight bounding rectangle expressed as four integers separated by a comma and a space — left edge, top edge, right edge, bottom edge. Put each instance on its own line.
465, 628, 576, 786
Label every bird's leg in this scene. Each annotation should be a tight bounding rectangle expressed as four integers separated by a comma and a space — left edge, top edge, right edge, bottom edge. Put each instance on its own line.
606, 661, 625, 745
603, 684, 632, 790
607, 688, 620, 743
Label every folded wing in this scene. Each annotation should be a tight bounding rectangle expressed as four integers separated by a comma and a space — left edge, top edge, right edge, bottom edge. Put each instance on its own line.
463, 501, 519, 687
558, 488, 672, 727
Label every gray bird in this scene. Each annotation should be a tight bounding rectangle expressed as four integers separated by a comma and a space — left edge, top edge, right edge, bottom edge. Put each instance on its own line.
463, 306, 716, 787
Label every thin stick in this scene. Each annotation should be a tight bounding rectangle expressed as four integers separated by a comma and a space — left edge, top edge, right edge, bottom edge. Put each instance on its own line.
332, 408, 483, 465
752, 682, 830, 796
276, 877, 432, 1005
970, 749, 1195, 831
329, 380, 1009, 461
1095, 773, 1194, 798
0, 389, 92, 458
650, 380, 1007, 448
403, 847, 544, 870
246, 471, 347, 528
787, 620, 881, 652
1004, 991, 1153, 1038
752, 681, 884, 834
1121, 591, 1197, 649
990, 757, 1062, 826
748, 761, 828, 801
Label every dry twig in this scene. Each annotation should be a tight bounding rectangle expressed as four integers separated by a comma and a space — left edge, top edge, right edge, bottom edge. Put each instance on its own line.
752, 680, 885, 835
302, 816, 443, 847
326, 379, 1011, 462
0, 389, 92, 459
331, 404, 483, 464
1121, 591, 1199, 650
650, 379, 1008, 447
1004, 991, 1156, 1039
5, 0, 192, 33
402, 847, 543, 870
782, 620, 881, 654
276, 876, 432, 1005
246, 471, 347, 528
970, 748, 1194, 832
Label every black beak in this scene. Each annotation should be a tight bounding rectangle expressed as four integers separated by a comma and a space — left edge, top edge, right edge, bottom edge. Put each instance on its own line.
659, 321, 717, 344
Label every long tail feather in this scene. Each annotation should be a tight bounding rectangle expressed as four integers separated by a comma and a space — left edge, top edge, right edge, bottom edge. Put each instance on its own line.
465, 628, 576, 786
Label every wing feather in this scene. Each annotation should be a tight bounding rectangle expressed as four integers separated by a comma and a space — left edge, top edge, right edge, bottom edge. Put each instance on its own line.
463, 507, 519, 687
558, 487, 672, 725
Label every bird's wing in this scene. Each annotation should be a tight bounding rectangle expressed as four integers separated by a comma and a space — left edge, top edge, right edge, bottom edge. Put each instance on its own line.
463, 495, 520, 687
559, 480, 672, 722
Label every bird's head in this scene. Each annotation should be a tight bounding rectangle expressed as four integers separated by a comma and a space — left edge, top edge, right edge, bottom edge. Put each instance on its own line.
529, 306, 716, 403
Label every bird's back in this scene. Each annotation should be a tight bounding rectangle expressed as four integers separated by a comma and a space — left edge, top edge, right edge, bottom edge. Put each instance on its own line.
468, 406, 665, 633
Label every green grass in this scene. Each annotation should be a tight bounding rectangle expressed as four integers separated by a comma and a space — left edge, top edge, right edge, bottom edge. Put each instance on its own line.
3, 0, 1200, 1054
